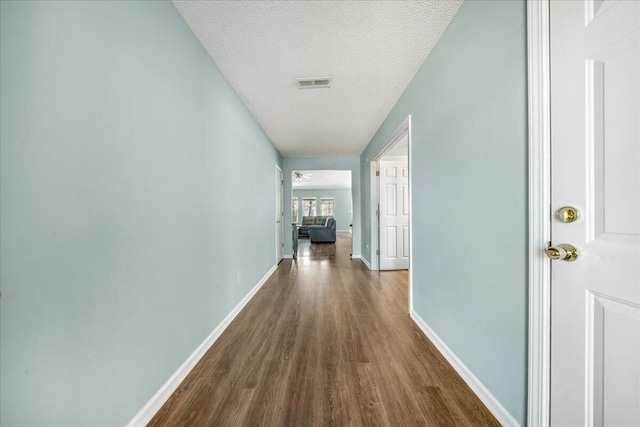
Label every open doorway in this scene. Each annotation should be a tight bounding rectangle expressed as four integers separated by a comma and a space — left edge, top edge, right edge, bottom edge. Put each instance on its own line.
369, 116, 411, 306
291, 170, 352, 258
275, 165, 284, 264
377, 137, 409, 270
369, 116, 411, 266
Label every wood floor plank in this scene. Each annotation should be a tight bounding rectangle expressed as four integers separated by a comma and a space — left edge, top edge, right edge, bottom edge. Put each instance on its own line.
149, 233, 499, 426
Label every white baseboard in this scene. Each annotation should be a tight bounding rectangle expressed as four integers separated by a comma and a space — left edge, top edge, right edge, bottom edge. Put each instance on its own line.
354, 255, 371, 270
410, 310, 520, 427
127, 264, 278, 427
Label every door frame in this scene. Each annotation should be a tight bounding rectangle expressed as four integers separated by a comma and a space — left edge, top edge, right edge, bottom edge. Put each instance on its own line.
275, 164, 284, 264
369, 115, 412, 311
527, 0, 552, 425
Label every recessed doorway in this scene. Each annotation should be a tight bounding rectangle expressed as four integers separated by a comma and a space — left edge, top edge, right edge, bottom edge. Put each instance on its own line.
291, 170, 352, 258
369, 116, 412, 308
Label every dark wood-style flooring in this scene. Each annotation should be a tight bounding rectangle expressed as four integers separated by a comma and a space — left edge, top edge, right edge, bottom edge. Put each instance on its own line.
149, 233, 499, 426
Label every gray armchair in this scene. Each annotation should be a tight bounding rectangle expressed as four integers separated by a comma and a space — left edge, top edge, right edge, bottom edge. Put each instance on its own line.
309, 217, 336, 243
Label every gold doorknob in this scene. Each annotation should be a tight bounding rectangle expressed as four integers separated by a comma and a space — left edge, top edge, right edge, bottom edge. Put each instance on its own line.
556, 206, 580, 223
545, 241, 579, 262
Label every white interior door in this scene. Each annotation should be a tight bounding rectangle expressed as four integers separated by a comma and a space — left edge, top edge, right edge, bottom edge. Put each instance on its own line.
275, 166, 283, 263
379, 160, 409, 270
550, 1, 640, 425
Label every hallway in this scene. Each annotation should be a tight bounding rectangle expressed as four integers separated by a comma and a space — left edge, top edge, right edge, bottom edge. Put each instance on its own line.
150, 234, 498, 426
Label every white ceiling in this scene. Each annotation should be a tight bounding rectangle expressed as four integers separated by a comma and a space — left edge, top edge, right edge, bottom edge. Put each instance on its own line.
173, 1, 463, 157
292, 170, 352, 190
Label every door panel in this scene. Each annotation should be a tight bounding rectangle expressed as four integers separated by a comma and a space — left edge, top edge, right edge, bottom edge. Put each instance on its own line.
379, 160, 409, 270
385, 227, 397, 259
550, 0, 639, 424
385, 184, 397, 216
594, 37, 639, 237
402, 183, 409, 216
589, 294, 640, 426
402, 227, 409, 258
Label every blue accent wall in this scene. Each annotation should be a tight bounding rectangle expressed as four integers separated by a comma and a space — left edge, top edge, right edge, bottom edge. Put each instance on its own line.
293, 189, 352, 231
0, 1, 282, 425
359, 0, 528, 424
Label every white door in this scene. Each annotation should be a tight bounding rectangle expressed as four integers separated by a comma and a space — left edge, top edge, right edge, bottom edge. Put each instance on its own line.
275, 166, 283, 263
550, 1, 640, 425
379, 160, 409, 270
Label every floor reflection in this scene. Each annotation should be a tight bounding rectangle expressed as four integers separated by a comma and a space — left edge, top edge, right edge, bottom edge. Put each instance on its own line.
296, 232, 350, 259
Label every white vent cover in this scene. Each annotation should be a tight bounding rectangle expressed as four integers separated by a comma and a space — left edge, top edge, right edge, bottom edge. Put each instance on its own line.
296, 77, 331, 89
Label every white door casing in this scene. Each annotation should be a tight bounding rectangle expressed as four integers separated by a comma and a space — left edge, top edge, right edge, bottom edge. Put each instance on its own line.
526, 1, 552, 424
275, 165, 284, 263
550, 1, 640, 425
379, 160, 409, 271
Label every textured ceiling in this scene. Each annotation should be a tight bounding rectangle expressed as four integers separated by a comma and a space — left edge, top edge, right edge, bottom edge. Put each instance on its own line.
173, 1, 463, 157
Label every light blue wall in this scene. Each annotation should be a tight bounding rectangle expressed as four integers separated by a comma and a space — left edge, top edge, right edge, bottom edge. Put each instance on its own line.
284, 158, 360, 257
0, 1, 282, 425
293, 189, 352, 231
360, 0, 527, 424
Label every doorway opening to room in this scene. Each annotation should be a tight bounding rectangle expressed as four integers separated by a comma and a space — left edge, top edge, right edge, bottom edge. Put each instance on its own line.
276, 165, 284, 264
369, 116, 412, 306
291, 170, 352, 259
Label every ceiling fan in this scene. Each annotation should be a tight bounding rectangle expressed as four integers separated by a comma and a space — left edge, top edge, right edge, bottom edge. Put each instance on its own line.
293, 171, 312, 182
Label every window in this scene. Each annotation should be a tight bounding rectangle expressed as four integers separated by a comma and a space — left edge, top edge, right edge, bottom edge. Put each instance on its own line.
292, 198, 299, 223
302, 198, 316, 216
320, 198, 334, 216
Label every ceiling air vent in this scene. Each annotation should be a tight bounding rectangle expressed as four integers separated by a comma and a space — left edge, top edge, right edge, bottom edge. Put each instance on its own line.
297, 77, 331, 89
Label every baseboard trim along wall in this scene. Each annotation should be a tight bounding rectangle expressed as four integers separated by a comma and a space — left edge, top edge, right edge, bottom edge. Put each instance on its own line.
410, 310, 520, 427
354, 255, 371, 270
127, 264, 278, 427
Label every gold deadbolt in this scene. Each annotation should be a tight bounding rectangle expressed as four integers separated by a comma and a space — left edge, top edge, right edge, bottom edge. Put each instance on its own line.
556, 206, 580, 223
545, 241, 579, 262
